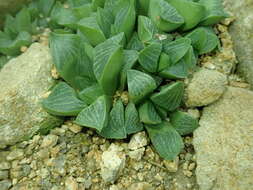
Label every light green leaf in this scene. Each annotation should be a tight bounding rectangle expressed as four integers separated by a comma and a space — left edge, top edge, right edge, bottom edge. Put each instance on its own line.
146, 121, 184, 160
99, 100, 126, 139
49, 32, 96, 90
127, 69, 157, 104
38, 0, 55, 16
75, 95, 111, 131
150, 82, 184, 111
138, 42, 162, 73
77, 16, 106, 46
170, 111, 199, 135
72, 4, 92, 19
15, 7, 33, 33
92, 0, 105, 11
139, 101, 162, 125
125, 102, 143, 134
149, 0, 184, 32
67, 0, 91, 7
158, 52, 172, 72
154, 105, 167, 119
0, 56, 8, 70
78, 84, 104, 105
137, 0, 150, 15
138, 16, 157, 43
199, 0, 229, 26
42, 82, 87, 116
119, 50, 139, 91
94, 36, 124, 95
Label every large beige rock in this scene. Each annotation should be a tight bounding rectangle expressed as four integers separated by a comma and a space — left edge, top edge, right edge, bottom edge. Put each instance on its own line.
193, 87, 253, 190
223, 0, 253, 88
0, 0, 30, 28
0, 43, 63, 148
186, 68, 227, 107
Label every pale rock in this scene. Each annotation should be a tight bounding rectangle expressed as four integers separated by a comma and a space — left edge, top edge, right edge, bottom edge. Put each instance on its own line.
65, 177, 79, 190
163, 156, 179, 173
186, 68, 227, 107
100, 144, 126, 183
194, 87, 253, 190
127, 182, 154, 190
6, 149, 24, 161
40, 134, 58, 148
128, 132, 148, 150
0, 43, 63, 148
128, 147, 145, 161
0, 179, 12, 190
0, 162, 10, 170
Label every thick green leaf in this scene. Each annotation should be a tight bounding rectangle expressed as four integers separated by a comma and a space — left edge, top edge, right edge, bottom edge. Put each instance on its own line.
119, 50, 139, 91
138, 42, 162, 73
127, 32, 144, 51
163, 37, 191, 64
92, 0, 105, 11
105, 32, 126, 46
4, 15, 18, 38
139, 101, 162, 124
150, 82, 184, 111
96, 7, 114, 38
75, 95, 111, 131
127, 69, 157, 104
125, 102, 143, 134
170, 111, 199, 135
138, 16, 157, 43
38, 0, 55, 16
15, 7, 33, 33
137, 0, 150, 15
112, 0, 136, 41
72, 4, 92, 19
49, 32, 96, 90
149, 0, 184, 32
0, 31, 32, 56
77, 16, 106, 46
186, 27, 219, 54
42, 82, 87, 116
67, 0, 91, 7
158, 52, 172, 72
166, 0, 205, 31
146, 121, 184, 160
199, 0, 229, 26
154, 105, 167, 119
99, 100, 126, 139
94, 36, 124, 95
78, 84, 104, 105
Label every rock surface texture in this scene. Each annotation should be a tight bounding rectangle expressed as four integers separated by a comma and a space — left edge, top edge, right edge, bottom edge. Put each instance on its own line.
0, 0, 30, 28
223, 0, 253, 88
0, 43, 62, 148
186, 68, 227, 107
194, 87, 253, 190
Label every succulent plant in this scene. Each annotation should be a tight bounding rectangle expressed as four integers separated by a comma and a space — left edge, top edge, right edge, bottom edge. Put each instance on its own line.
0, 0, 228, 160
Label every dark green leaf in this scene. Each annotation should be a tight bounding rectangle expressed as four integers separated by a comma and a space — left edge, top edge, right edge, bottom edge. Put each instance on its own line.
146, 121, 184, 160
91, 0, 105, 11
138, 16, 157, 43
99, 100, 126, 139
163, 37, 191, 64
125, 102, 143, 134
170, 111, 199, 135
38, 0, 55, 16
49, 32, 96, 90
96, 7, 114, 38
0, 56, 8, 70
42, 82, 87, 116
72, 4, 92, 19
78, 84, 104, 105
139, 101, 162, 124
138, 42, 162, 73
167, 0, 205, 31
94, 36, 124, 95
158, 52, 172, 72
154, 105, 167, 119
150, 82, 184, 111
127, 69, 157, 104
137, 0, 150, 15
127, 32, 144, 51
119, 50, 139, 91
75, 95, 111, 131
77, 16, 106, 46
149, 0, 184, 32
199, 0, 229, 26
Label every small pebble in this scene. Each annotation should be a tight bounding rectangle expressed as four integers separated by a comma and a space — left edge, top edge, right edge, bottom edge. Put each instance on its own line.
40, 134, 58, 148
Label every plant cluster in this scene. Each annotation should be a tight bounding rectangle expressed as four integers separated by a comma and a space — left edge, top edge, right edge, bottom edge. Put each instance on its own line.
0, 0, 228, 160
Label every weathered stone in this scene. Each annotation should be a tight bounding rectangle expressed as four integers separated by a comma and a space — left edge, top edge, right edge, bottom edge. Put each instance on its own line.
0, 170, 9, 180
223, 0, 253, 88
186, 68, 227, 107
128, 132, 148, 150
65, 177, 79, 190
194, 87, 253, 190
0, 43, 63, 148
6, 149, 24, 161
127, 182, 154, 190
40, 134, 58, 148
0, 180, 12, 190
128, 148, 145, 161
0, 0, 30, 28
0, 162, 10, 170
100, 144, 126, 183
